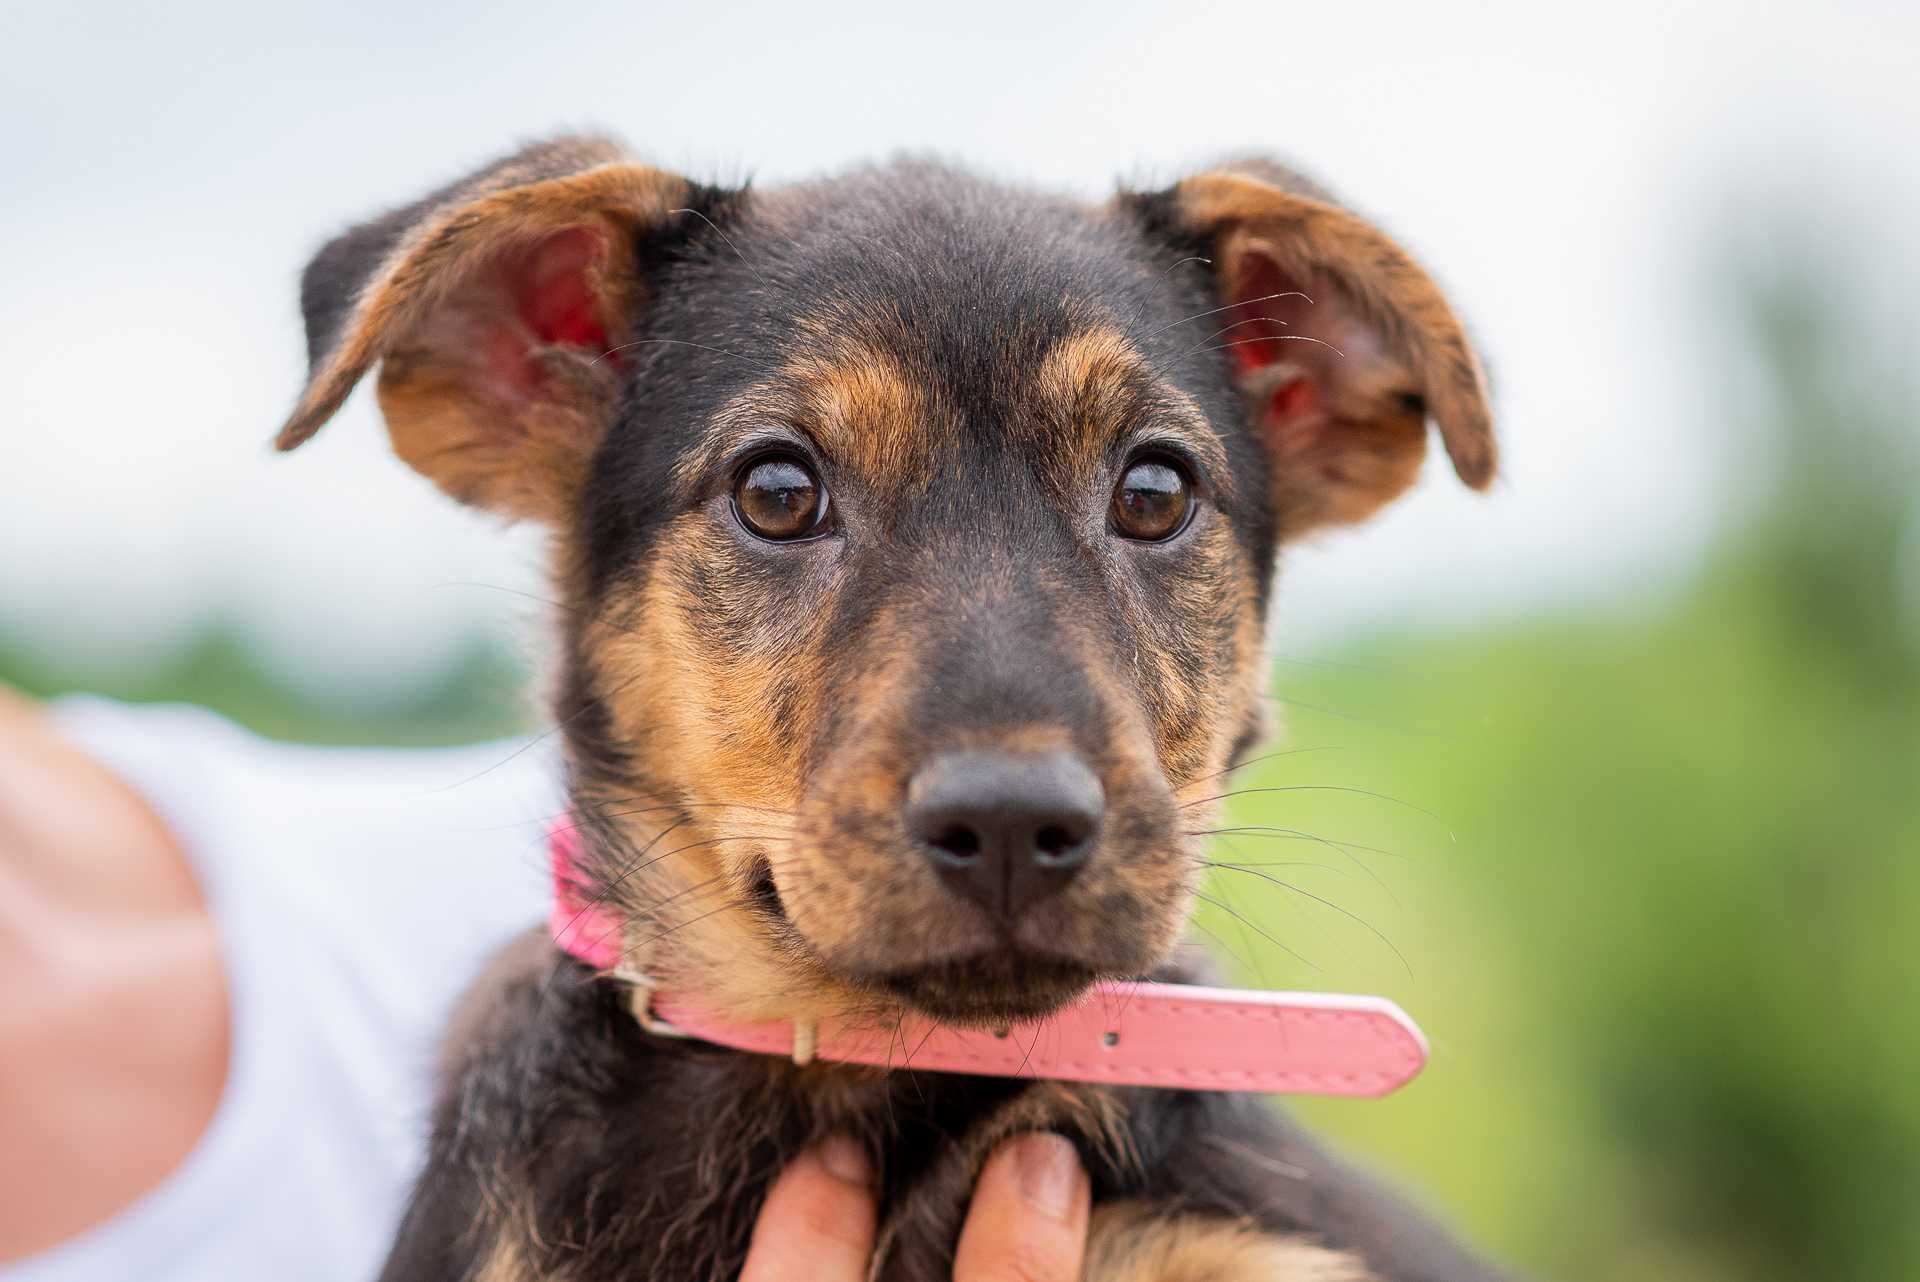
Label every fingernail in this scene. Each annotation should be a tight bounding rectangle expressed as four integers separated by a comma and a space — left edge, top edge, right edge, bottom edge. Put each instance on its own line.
818, 1134, 872, 1188
1012, 1132, 1084, 1221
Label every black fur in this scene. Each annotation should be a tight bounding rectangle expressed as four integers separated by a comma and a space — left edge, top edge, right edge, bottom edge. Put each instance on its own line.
286, 140, 1506, 1282
382, 941, 1497, 1282
576, 162, 1274, 601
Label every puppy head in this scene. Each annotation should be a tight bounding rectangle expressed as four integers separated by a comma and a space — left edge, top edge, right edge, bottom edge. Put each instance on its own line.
281, 138, 1493, 1026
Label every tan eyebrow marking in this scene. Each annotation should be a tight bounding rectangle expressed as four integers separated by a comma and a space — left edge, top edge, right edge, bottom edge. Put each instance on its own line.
679, 324, 1228, 500
1034, 325, 1231, 491
672, 339, 935, 494
1035, 326, 1143, 434
786, 343, 931, 481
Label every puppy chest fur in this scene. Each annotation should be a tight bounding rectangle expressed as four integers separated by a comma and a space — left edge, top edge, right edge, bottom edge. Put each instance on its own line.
391, 935, 1487, 1282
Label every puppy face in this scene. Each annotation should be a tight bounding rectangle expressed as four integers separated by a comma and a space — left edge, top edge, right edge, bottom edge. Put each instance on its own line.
581, 198, 1260, 1021
279, 140, 1493, 1026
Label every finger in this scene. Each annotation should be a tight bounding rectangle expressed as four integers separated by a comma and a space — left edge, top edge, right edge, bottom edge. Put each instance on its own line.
738, 1135, 877, 1282
954, 1132, 1091, 1282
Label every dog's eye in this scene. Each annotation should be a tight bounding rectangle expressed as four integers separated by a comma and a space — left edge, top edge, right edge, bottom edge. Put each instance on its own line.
733, 454, 829, 541
1110, 455, 1194, 542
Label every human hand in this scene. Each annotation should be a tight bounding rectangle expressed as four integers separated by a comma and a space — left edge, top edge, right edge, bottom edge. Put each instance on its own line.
739, 1131, 1091, 1281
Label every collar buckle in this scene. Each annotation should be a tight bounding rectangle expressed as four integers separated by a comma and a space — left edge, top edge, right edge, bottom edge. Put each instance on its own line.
614, 969, 691, 1039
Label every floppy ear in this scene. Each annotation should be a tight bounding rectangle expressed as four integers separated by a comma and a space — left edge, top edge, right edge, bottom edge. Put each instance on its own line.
277, 135, 714, 522
1143, 160, 1495, 538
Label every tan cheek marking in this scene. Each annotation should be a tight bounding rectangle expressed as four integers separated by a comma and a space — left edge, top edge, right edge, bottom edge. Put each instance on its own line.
590, 522, 828, 820
584, 593, 746, 920
1053, 622, 1196, 964
773, 610, 947, 967
1084, 1204, 1378, 1282
1168, 564, 1268, 841
1106, 519, 1242, 792
571, 520, 860, 1019
1177, 528, 1256, 786
1224, 562, 1270, 756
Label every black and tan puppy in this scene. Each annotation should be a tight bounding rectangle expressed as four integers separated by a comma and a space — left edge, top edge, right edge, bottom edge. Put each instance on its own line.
278, 135, 1503, 1281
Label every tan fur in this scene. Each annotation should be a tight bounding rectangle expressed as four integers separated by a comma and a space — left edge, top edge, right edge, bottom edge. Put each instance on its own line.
375, 346, 620, 520
277, 148, 689, 521
1030, 326, 1232, 504
1035, 326, 1139, 402
579, 544, 852, 1026
546, 309, 1276, 1031
789, 342, 936, 485
670, 336, 941, 505
466, 1235, 532, 1282
276, 140, 1500, 1282
1170, 170, 1496, 529
1034, 325, 1147, 460
1085, 1203, 1379, 1282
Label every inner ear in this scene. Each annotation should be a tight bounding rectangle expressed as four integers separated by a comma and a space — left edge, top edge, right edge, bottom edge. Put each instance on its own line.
424, 224, 619, 408
512, 226, 614, 356
274, 139, 702, 524
1220, 247, 1408, 446
1216, 240, 1433, 535
1151, 167, 1496, 540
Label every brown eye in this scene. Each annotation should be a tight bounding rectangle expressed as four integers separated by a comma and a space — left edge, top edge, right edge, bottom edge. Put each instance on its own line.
733, 454, 829, 541
1110, 455, 1194, 541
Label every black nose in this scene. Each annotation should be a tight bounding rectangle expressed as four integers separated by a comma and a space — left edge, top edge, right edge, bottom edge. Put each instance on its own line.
905, 750, 1103, 921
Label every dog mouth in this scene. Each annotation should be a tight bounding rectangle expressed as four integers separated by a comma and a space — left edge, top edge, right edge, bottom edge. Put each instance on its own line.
745, 858, 1097, 1021
871, 953, 1100, 1025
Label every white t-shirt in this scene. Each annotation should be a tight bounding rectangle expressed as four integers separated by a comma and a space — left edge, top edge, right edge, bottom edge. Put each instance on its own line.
4, 697, 563, 1282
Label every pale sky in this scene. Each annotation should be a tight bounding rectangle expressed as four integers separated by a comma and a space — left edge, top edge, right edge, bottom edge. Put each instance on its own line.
2, 0, 1915, 702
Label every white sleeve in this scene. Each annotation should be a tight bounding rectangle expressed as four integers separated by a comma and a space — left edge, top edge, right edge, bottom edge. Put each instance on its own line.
7, 697, 564, 1282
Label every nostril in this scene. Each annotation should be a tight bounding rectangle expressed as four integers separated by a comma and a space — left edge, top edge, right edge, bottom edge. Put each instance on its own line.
905, 749, 1105, 918
930, 823, 982, 860
1033, 823, 1084, 862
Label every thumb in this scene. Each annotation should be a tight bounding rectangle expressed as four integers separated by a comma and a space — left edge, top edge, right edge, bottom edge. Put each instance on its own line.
954, 1133, 1091, 1282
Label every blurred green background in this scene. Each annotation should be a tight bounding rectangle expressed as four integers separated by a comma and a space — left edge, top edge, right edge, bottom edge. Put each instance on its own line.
5, 189, 1917, 1282
5, 4, 1916, 1280
1202, 252, 1920, 1281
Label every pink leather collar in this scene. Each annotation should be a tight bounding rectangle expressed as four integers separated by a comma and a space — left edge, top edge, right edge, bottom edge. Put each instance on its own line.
548, 820, 1427, 1097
